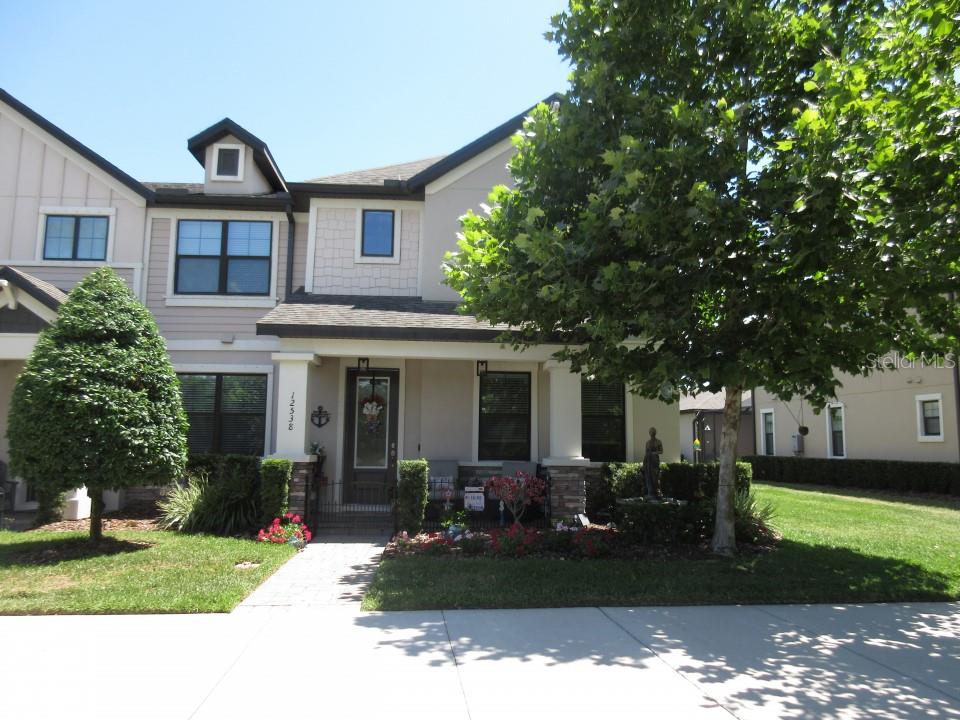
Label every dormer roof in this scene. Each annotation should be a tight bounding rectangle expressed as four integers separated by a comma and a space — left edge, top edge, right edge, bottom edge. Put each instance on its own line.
187, 118, 288, 193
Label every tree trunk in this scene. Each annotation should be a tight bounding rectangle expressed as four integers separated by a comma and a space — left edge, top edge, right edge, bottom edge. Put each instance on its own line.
711, 385, 743, 556
89, 488, 104, 542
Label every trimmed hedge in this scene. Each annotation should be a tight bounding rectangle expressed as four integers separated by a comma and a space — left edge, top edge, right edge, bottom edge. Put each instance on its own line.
260, 458, 292, 524
397, 459, 429, 534
746, 455, 960, 496
588, 461, 753, 516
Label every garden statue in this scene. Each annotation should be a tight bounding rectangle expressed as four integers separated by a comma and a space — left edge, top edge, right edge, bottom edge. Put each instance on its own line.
642, 427, 663, 500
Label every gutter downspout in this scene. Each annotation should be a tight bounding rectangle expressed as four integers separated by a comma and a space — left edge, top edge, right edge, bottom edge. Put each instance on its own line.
284, 205, 295, 300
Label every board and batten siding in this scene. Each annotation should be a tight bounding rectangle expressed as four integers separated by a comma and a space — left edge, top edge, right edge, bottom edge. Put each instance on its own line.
146, 217, 278, 341
0, 103, 146, 265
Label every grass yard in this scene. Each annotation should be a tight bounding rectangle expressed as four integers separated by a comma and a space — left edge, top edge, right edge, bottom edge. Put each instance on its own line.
362, 482, 960, 610
0, 529, 296, 614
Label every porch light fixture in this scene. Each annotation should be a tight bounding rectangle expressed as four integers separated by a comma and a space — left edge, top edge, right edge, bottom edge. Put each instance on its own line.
476, 360, 488, 377
357, 358, 370, 371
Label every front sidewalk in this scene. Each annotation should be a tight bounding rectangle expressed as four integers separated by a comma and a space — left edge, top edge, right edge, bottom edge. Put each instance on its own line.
1, 600, 956, 719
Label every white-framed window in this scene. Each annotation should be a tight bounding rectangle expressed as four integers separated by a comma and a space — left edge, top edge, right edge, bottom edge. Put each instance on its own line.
35, 206, 116, 263
211, 143, 244, 181
354, 207, 402, 264
826, 403, 846, 458
760, 409, 775, 455
916, 393, 944, 442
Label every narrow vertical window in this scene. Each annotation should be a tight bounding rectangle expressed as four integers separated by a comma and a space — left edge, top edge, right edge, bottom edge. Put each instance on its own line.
916, 394, 944, 441
581, 379, 625, 462
361, 209, 395, 257
761, 410, 775, 456
478, 372, 531, 461
828, 404, 845, 457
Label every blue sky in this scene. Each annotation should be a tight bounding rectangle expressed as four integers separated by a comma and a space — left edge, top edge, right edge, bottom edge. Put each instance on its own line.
0, 0, 570, 183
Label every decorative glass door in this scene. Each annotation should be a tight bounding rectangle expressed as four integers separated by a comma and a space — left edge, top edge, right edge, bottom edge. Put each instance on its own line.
343, 368, 399, 505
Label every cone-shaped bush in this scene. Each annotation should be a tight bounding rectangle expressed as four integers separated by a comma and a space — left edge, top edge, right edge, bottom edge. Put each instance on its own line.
7, 267, 188, 539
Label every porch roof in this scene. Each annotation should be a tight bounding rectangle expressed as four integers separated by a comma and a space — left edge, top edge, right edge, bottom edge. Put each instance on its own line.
256, 293, 515, 342
0, 266, 67, 310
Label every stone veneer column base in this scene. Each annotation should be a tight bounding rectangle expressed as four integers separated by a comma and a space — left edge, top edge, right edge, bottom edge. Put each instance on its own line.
288, 461, 315, 519
546, 466, 588, 520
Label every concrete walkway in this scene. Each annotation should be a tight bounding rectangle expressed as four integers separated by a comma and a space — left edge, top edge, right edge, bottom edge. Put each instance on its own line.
1, 534, 956, 719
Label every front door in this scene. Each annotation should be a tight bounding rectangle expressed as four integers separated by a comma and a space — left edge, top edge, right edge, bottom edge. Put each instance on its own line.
343, 368, 399, 505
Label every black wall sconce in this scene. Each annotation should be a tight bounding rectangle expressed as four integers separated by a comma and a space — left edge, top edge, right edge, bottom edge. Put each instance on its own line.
310, 405, 331, 428
476, 360, 488, 376
357, 357, 370, 371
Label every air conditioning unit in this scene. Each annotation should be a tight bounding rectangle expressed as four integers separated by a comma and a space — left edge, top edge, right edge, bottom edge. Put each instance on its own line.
791, 433, 805, 455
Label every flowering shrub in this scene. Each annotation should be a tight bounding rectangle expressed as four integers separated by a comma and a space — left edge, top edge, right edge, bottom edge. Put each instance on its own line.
486, 471, 547, 524
488, 523, 542, 557
572, 527, 617, 558
257, 513, 312, 549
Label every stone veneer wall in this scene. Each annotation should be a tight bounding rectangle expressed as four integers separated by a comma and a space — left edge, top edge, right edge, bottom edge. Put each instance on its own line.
312, 208, 420, 296
547, 466, 591, 520
288, 461, 315, 519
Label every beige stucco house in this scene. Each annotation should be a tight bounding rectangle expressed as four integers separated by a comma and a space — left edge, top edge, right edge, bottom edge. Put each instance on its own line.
0, 88, 678, 523
754, 361, 959, 464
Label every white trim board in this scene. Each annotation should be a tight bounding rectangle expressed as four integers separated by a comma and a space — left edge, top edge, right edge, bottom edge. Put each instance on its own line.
34, 206, 118, 263
424, 137, 515, 195
210, 143, 245, 182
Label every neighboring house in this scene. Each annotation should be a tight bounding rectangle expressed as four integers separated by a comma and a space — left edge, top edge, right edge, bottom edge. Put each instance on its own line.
754, 363, 960, 464
678, 390, 755, 462
0, 88, 679, 521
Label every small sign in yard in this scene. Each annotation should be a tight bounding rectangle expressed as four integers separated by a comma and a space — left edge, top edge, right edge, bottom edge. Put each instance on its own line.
464, 486, 485, 512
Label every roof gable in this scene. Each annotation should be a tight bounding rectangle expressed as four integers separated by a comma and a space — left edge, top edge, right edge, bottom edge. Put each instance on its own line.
187, 118, 287, 193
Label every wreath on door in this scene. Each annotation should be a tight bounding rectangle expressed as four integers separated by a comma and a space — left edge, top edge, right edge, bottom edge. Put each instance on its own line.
360, 392, 386, 433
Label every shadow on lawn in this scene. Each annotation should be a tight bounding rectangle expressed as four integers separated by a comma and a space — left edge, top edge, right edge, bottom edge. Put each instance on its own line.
0, 535, 151, 567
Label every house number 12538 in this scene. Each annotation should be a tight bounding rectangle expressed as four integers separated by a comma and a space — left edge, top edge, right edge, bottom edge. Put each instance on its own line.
288, 392, 295, 431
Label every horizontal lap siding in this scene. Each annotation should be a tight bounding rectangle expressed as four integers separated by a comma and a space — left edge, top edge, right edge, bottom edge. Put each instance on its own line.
146, 217, 272, 340
14, 264, 135, 292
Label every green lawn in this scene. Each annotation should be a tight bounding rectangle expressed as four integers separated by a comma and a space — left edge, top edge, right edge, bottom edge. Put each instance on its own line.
362, 482, 960, 610
0, 529, 296, 614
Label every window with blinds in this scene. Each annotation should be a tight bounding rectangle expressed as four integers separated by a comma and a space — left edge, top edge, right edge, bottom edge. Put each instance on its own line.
178, 374, 267, 456
175, 220, 272, 295
581, 379, 626, 462
478, 372, 531, 461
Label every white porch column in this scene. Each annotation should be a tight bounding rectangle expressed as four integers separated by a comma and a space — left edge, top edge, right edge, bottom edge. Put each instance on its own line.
62, 487, 91, 520
542, 360, 589, 465
271, 353, 315, 461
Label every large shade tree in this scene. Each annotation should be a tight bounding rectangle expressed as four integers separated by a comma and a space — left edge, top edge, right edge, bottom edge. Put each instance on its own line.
445, 0, 959, 554
8, 267, 188, 540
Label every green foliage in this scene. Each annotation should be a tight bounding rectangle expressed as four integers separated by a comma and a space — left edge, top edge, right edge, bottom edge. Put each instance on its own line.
747, 456, 960, 496
616, 500, 714, 546
260, 458, 292, 525
161, 454, 262, 535
7, 267, 188, 536
734, 491, 778, 545
443, 1, 958, 552
397, 459, 429, 534
32, 488, 65, 526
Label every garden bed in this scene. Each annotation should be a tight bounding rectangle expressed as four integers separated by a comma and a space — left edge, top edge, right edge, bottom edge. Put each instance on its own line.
363, 483, 960, 610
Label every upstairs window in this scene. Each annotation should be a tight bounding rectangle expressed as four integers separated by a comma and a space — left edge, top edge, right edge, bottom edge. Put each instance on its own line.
581, 379, 626, 462
175, 220, 272, 295
478, 372, 531, 461
361, 209, 395, 257
178, 373, 267, 455
212, 143, 244, 181
43, 215, 108, 260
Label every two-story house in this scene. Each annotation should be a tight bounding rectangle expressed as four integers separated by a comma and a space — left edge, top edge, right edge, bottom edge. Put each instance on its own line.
0, 88, 680, 522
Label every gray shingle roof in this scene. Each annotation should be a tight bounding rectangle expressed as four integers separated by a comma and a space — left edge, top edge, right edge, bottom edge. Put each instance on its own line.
679, 390, 753, 413
0, 265, 67, 309
305, 156, 446, 186
257, 293, 513, 341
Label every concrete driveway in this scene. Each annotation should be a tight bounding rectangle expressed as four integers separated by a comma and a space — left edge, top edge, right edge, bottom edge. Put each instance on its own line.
2, 601, 957, 719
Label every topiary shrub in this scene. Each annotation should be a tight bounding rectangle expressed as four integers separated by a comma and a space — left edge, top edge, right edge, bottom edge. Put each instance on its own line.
8, 267, 187, 540
615, 499, 713, 545
397, 459, 429, 534
260, 458, 292, 525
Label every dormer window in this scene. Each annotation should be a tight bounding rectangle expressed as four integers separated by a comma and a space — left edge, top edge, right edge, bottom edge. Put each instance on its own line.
212, 143, 244, 181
